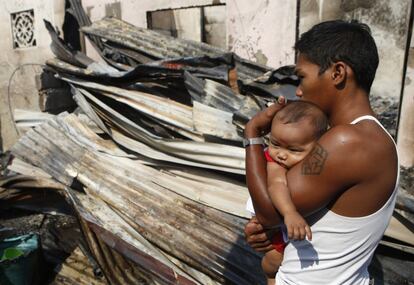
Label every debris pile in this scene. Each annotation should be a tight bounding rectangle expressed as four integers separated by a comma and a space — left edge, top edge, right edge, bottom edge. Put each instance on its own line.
5, 3, 300, 284
1, 1, 413, 284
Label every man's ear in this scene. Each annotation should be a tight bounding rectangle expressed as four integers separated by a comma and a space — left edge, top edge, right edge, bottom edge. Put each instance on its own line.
331, 61, 347, 90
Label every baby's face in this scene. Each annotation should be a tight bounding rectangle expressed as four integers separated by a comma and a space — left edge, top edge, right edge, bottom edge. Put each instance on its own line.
268, 119, 317, 169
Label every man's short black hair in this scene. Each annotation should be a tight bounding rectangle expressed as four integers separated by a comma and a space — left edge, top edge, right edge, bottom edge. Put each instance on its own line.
275, 101, 328, 139
295, 20, 379, 93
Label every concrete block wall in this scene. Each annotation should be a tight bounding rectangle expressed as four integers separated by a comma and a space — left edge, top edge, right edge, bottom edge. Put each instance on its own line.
0, 0, 65, 150
226, 0, 297, 68
398, 20, 414, 168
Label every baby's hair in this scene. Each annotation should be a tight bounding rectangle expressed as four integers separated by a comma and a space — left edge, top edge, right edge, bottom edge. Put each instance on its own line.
274, 101, 328, 139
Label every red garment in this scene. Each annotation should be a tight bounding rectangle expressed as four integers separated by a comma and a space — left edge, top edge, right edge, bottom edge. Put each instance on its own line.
264, 148, 276, 163
272, 231, 286, 253
265, 148, 285, 252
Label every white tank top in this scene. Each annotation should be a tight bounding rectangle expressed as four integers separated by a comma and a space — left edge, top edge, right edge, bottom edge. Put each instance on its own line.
276, 115, 399, 285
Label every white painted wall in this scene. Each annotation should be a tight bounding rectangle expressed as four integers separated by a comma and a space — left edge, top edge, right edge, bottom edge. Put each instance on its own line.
347, 1, 411, 102
0, 0, 65, 150
226, 0, 297, 68
82, 0, 225, 28
397, 26, 414, 167
398, 56, 414, 167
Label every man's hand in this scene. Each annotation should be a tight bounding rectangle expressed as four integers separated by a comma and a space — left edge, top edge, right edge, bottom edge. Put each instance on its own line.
245, 96, 287, 138
244, 217, 275, 252
284, 211, 312, 241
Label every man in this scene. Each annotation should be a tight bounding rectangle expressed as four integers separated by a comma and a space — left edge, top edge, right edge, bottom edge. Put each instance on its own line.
244, 20, 399, 284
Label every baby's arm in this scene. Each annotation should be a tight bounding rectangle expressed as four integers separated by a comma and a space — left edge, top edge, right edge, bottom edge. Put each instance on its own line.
267, 162, 312, 241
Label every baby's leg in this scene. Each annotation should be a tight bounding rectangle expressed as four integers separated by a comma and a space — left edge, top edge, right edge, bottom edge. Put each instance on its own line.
262, 249, 283, 285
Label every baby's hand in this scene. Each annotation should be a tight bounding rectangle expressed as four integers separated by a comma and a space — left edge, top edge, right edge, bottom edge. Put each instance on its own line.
284, 211, 312, 241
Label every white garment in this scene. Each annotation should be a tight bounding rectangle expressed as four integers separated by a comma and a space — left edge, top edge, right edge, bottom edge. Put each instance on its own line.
246, 197, 289, 242
246, 196, 256, 216
276, 115, 399, 285
245, 147, 272, 217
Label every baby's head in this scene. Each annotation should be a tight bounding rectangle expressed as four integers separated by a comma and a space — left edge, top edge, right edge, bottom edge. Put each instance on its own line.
268, 101, 328, 169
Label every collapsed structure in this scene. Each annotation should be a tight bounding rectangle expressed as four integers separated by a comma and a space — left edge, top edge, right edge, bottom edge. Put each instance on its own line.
1, 1, 413, 284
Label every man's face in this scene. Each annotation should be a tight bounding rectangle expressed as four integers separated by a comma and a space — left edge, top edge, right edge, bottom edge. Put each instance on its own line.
295, 53, 332, 112
268, 118, 317, 169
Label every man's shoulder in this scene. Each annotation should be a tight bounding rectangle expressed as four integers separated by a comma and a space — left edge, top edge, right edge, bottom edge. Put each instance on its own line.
317, 123, 396, 167
321, 122, 394, 148
318, 125, 364, 151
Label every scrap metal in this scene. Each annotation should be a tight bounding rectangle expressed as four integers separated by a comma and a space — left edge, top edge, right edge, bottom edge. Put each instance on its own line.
3, 1, 413, 284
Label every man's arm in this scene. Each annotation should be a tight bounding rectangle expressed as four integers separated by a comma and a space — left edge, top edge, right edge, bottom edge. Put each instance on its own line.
245, 144, 282, 227
247, 124, 363, 226
245, 121, 366, 250
245, 101, 286, 228
286, 126, 362, 216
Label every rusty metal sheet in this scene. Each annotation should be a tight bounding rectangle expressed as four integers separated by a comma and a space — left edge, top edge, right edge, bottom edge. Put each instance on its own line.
79, 17, 269, 81
11, 114, 264, 284
44, 19, 95, 69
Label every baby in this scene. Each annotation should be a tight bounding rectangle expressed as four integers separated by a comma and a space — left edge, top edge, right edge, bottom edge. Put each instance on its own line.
246, 101, 328, 285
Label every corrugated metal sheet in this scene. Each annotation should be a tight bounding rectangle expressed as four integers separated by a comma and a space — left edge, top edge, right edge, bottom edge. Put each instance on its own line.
11, 113, 263, 284
78, 17, 270, 80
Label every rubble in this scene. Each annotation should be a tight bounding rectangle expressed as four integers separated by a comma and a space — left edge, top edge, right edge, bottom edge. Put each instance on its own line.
0, 1, 413, 284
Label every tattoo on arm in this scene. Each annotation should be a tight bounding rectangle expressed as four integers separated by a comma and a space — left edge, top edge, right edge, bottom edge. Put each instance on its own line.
302, 143, 328, 175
